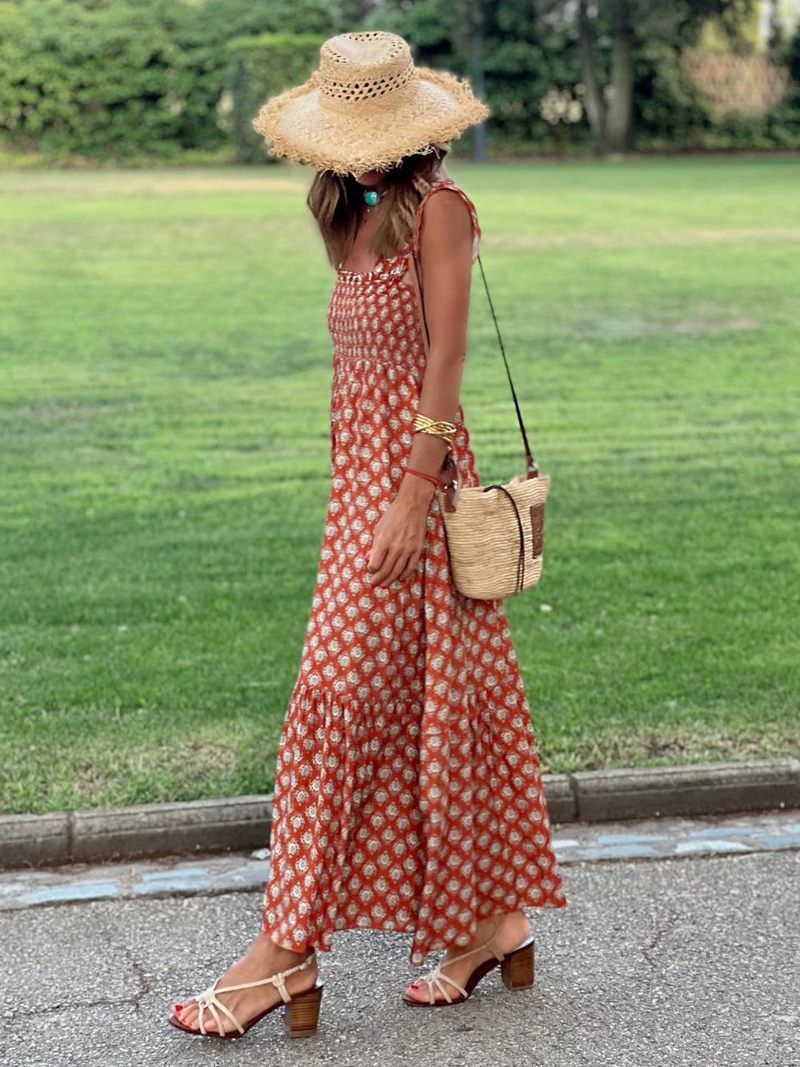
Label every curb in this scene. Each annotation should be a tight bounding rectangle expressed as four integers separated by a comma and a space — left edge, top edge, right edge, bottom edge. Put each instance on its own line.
1, 757, 798, 871
0, 796, 271, 870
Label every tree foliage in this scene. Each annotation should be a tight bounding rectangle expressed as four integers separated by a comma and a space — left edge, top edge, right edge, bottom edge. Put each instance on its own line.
0, 0, 335, 157
0, 0, 796, 160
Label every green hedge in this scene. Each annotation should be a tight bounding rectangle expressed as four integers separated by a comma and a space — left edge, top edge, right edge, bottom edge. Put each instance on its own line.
0, 0, 334, 160
226, 33, 324, 165
0, 0, 183, 159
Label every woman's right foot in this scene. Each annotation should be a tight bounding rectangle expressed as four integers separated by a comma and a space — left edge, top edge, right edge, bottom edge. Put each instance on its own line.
403, 909, 531, 1005
171, 931, 318, 1036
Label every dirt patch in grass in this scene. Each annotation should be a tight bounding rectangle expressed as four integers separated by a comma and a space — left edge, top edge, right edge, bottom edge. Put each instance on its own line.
9, 174, 304, 198
11, 399, 120, 426
668, 315, 761, 333
571, 311, 762, 340
561, 723, 800, 772
71, 739, 239, 804
496, 226, 800, 251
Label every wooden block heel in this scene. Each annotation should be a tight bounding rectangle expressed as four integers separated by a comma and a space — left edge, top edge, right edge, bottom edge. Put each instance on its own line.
500, 935, 535, 989
284, 983, 324, 1037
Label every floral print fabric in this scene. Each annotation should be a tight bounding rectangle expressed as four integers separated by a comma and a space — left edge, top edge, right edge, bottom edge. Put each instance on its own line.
260, 180, 567, 966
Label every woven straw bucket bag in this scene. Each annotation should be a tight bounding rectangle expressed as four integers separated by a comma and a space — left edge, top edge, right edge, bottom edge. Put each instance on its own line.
409, 228, 549, 602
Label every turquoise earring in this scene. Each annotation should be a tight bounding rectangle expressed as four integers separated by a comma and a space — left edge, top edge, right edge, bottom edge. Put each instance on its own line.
363, 189, 380, 206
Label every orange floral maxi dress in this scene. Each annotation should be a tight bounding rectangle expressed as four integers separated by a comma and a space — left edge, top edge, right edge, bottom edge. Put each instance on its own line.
260, 179, 567, 968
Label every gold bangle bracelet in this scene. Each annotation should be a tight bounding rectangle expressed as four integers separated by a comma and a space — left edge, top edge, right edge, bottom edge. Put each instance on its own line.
413, 412, 457, 435
414, 427, 455, 446
413, 412, 456, 445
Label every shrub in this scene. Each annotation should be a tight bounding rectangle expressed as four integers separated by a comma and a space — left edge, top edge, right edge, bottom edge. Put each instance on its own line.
226, 33, 324, 165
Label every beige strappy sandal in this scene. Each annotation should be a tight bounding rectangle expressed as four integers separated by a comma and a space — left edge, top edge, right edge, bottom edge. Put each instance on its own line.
168, 952, 323, 1040
402, 923, 535, 1007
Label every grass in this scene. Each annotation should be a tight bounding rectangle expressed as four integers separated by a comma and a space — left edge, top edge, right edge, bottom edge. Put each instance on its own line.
1, 156, 798, 815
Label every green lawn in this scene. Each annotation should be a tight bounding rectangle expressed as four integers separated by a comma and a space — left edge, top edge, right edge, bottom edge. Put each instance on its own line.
1, 156, 798, 815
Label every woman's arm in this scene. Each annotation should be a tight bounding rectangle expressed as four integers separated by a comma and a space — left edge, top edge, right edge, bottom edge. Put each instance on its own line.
367, 189, 475, 587
404, 187, 475, 487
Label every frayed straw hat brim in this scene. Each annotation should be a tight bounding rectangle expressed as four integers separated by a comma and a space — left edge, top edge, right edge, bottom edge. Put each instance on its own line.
252, 66, 490, 175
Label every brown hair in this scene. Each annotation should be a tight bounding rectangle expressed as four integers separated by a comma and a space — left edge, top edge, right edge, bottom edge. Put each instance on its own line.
307, 143, 450, 270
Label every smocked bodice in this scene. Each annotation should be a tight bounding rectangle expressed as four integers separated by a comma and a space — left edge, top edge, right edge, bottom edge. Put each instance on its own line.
327, 247, 427, 389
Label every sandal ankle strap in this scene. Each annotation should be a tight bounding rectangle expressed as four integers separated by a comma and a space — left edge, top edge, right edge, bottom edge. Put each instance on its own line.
205, 952, 315, 1005
434, 931, 506, 969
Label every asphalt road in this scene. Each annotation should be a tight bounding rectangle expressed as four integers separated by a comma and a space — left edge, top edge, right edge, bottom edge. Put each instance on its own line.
1, 814, 798, 1067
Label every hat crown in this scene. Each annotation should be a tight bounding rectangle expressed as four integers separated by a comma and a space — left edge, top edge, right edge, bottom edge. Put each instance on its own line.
317, 31, 416, 104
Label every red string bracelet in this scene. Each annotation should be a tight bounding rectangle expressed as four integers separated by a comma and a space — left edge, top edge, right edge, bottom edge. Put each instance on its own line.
403, 466, 442, 488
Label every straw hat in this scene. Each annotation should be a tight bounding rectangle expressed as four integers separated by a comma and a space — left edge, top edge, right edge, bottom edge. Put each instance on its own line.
251, 30, 491, 175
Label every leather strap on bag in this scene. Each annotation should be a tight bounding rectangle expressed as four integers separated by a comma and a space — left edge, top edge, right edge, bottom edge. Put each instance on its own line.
410, 193, 540, 478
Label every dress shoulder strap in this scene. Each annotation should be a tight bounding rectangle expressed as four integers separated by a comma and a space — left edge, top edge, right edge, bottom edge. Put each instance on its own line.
413, 178, 481, 263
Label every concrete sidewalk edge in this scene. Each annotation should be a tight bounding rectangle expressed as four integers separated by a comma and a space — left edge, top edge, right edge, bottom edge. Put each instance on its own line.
2, 756, 798, 870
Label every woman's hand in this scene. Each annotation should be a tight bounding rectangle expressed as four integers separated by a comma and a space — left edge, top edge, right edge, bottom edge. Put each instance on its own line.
367, 476, 434, 587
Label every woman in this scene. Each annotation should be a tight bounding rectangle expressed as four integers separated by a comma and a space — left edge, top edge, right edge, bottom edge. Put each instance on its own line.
168, 29, 567, 1041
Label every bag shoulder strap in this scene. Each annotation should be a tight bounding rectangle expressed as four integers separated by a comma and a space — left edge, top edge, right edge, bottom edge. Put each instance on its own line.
410, 181, 539, 475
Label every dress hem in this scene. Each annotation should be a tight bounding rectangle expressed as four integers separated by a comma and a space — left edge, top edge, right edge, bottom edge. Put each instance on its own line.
261, 894, 567, 967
